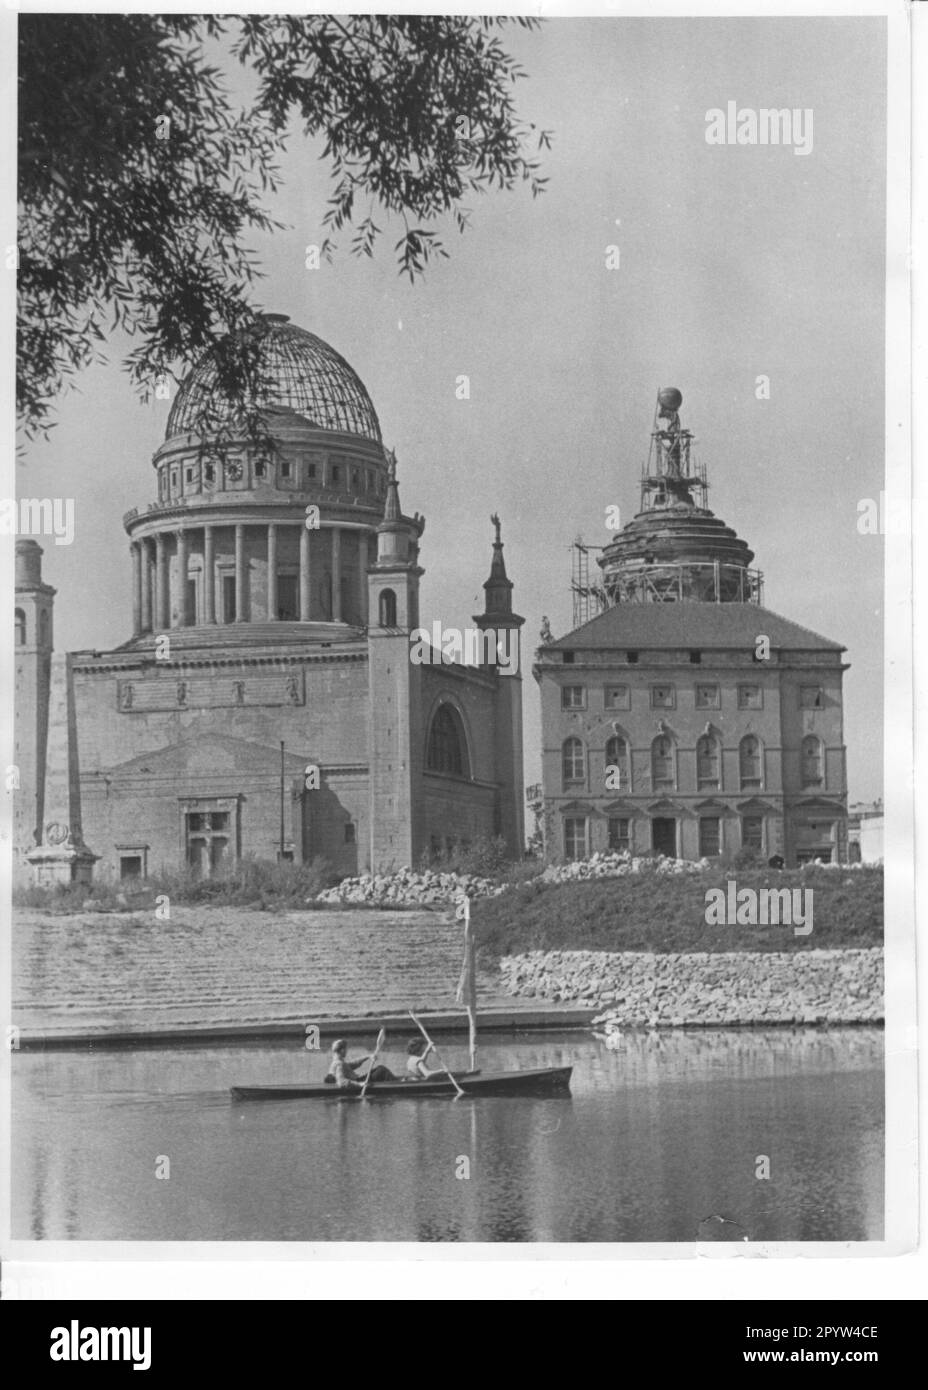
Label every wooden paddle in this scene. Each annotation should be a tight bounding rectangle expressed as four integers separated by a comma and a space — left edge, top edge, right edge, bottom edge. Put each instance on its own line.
409, 1010, 466, 1099
359, 1028, 387, 1101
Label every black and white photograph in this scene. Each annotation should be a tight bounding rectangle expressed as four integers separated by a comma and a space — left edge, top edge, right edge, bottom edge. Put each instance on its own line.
2, 2, 917, 1283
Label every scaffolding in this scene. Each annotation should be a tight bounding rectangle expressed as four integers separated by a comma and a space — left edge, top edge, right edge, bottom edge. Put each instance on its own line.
570, 536, 607, 628
603, 559, 765, 606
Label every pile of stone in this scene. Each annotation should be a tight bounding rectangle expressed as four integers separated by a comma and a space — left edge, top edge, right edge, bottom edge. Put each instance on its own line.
531, 851, 709, 887
500, 947, 883, 1027
316, 866, 503, 908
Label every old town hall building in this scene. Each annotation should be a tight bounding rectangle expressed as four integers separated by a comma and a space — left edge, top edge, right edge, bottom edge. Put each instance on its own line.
14, 315, 524, 885
533, 389, 849, 867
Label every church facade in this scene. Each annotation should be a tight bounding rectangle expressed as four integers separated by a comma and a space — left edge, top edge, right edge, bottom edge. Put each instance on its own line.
533, 389, 849, 867
14, 315, 524, 885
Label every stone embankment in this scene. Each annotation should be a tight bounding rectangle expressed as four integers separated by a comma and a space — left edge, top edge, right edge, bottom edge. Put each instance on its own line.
500, 948, 883, 1028
314, 852, 874, 908
316, 867, 504, 907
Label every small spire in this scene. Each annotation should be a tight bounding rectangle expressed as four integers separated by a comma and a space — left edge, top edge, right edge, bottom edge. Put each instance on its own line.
487, 513, 508, 587
475, 512, 515, 621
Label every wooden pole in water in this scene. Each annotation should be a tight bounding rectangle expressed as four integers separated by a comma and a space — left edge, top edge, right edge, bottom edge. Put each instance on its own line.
279, 740, 285, 861
457, 895, 478, 1072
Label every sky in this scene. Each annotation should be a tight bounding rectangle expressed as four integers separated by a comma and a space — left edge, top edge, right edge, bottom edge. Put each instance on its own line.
17, 14, 888, 802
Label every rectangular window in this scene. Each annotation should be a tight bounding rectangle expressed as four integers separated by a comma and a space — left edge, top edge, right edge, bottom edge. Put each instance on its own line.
331, 465, 340, 485
344, 823, 356, 844
699, 817, 721, 857
119, 854, 143, 880
626, 651, 639, 664
561, 685, 586, 710
608, 817, 631, 853
689, 650, 702, 664
695, 683, 720, 708
738, 684, 763, 709
742, 815, 764, 851
277, 574, 298, 622
222, 574, 236, 624
650, 684, 675, 709
564, 817, 588, 861
562, 651, 575, 664
800, 685, 825, 709
307, 463, 317, 479
184, 807, 233, 879
604, 684, 630, 710
280, 458, 292, 479
185, 579, 196, 626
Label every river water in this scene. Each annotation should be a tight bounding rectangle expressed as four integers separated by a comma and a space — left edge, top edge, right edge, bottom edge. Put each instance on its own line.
12, 1027, 882, 1243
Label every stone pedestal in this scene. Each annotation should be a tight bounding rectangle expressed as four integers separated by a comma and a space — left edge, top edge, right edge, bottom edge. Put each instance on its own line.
26, 842, 99, 887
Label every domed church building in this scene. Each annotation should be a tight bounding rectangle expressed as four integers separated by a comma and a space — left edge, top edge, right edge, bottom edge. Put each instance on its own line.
14, 315, 525, 885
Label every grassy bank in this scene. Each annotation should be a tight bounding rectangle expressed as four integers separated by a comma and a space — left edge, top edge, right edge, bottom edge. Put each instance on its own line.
13, 857, 339, 914
474, 866, 883, 960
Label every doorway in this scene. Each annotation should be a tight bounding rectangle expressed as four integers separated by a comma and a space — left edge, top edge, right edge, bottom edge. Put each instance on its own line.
652, 817, 677, 858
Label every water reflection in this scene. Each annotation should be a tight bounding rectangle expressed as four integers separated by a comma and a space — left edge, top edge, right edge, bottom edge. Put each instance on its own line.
13, 1028, 882, 1243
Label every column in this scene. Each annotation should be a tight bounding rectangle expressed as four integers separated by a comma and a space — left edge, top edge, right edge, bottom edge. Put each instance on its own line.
359, 532, 369, 625
154, 534, 167, 631
204, 525, 215, 624
299, 524, 310, 621
131, 542, 142, 636
175, 529, 188, 627
234, 523, 245, 622
267, 523, 278, 621
331, 526, 342, 622
140, 539, 152, 633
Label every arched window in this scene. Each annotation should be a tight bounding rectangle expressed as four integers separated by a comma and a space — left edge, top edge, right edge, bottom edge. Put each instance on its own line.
562, 737, 585, 788
801, 735, 823, 787
739, 735, 762, 790
605, 735, 629, 790
651, 735, 675, 790
14, 608, 26, 646
426, 704, 469, 777
696, 733, 720, 790
379, 588, 397, 628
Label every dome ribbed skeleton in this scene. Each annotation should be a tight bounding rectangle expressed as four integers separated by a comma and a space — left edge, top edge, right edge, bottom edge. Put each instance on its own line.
166, 315, 382, 444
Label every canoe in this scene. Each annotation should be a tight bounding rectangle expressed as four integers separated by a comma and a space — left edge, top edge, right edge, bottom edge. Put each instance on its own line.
230, 1066, 572, 1101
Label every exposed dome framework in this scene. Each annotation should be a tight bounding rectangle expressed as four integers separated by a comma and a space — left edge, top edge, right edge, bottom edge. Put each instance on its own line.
166, 315, 382, 444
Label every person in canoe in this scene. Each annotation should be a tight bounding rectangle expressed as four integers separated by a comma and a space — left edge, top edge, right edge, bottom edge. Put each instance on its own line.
405, 1038, 451, 1082
327, 1038, 395, 1090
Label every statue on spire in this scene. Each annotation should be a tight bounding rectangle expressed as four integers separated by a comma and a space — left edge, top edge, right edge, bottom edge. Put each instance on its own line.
491, 513, 502, 546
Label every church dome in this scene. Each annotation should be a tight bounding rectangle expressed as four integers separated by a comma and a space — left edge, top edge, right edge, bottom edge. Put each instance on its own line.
165, 315, 382, 444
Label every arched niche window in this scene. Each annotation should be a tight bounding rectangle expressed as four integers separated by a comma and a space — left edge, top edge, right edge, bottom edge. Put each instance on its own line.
426, 704, 469, 777
562, 736, 585, 789
739, 734, 762, 790
604, 734, 629, 791
651, 734, 675, 790
15, 608, 26, 645
379, 588, 397, 628
696, 733, 721, 790
801, 734, 824, 787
